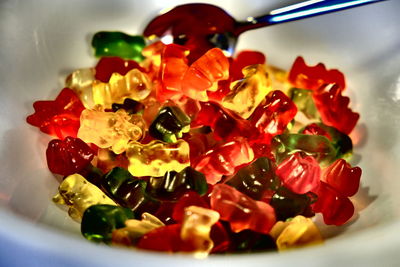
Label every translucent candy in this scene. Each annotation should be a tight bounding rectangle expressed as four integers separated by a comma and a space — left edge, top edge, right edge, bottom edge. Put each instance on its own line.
288, 88, 319, 120
271, 133, 336, 166
78, 109, 145, 154
275, 152, 321, 195
81, 204, 135, 243
149, 106, 191, 143
181, 206, 220, 257
92, 31, 145, 61
91, 69, 152, 109
288, 56, 345, 91
270, 215, 323, 251
323, 159, 362, 197
46, 136, 95, 176
194, 137, 254, 184
52, 174, 117, 221
313, 84, 359, 134
210, 184, 276, 234
181, 48, 229, 101
112, 212, 165, 246
126, 139, 190, 177
222, 64, 272, 119
225, 157, 280, 200
26, 88, 85, 139
65, 68, 96, 109
95, 56, 143, 83
230, 50, 266, 81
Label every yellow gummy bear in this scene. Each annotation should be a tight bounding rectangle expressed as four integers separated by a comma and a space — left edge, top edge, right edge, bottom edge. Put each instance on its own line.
222, 64, 272, 119
65, 68, 96, 109
181, 206, 220, 258
92, 68, 152, 109
112, 212, 165, 246
269, 215, 323, 251
126, 139, 190, 177
78, 109, 145, 154
52, 174, 117, 221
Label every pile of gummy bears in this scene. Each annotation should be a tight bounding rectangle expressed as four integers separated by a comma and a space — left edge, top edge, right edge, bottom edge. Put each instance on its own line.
26, 29, 361, 257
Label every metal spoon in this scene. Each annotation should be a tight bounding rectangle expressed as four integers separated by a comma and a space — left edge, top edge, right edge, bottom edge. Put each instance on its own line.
143, 0, 386, 62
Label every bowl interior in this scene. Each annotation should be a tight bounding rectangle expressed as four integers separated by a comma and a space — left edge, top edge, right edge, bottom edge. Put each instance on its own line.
1, 0, 400, 266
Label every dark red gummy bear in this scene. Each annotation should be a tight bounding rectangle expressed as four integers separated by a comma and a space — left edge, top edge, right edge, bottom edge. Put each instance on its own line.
288, 56, 346, 91
95, 57, 143, 82
172, 191, 209, 222
301, 123, 332, 140
323, 159, 361, 197
26, 88, 85, 139
311, 181, 354, 226
313, 84, 360, 134
46, 136, 95, 176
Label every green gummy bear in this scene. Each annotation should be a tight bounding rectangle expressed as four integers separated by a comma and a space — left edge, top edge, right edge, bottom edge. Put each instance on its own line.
91, 31, 145, 61
81, 204, 135, 243
149, 106, 191, 143
271, 133, 336, 167
289, 88, 319, 119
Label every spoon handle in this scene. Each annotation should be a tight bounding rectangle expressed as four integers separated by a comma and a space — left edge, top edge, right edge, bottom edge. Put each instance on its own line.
235, 0, 387, 35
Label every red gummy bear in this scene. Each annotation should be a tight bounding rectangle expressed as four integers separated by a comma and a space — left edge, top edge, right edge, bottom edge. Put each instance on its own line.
26, 88, 85, 139
301, 123, 332, 140
192, 101, 257, 142
230, 50, 266, 81
46, 136, 94, 176
311, 181, 354, 226
323, 159, 362, 197
210, 184, 276, 234
194, 137, 254, 184
137, 224, 188, 252
95, 57, 143, 83
288, 56, 346, 91
249, 90, 298, 139
276, 152, 321, 195
313, 84, 360, 134
172, 191, 209, 222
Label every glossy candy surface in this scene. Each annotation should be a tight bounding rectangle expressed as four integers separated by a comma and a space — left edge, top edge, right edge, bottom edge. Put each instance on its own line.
27, 24, 364, 255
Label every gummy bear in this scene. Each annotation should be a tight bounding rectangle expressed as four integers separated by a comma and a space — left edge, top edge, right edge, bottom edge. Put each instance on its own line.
78, 109, 145, 154
95, 56, 143, 83
249, 90, 298, 139
275, 152, 321, 195
91, 68, 152, 109
269, 215, 323, 251
147, 167, 208, 201
126, 139, 190, 177
112, 212, 165, 246
81, 204, 135, 243
210, 184, 276, 234
192, 101, 257, 142
194, 137, 254, 184
46, 136, 95, 176
322, 159, 361, 197
92, 31, 145, 61
65, 68, 96, 109
228, 229, 276, 252
172, 191, 209, 222
225, 157, 280, 200
311, 181, 354, 225
270, 187, 316, 221
180, 206, 220, 257
230, 50, 266, 81
288, 56, 345, 91
301, 122, 353, 160
271, 133, 336, 166
27, 88, 85, 139
313, 83, 360, 134
149, 106, 191, 143
112, 98, 145, 115
53, 174, 117, 221
222, 64, 272, 119
181, 47, 229, 101
288, 88, 319, 119
96, 148, 129, 174
102, 167, 159, 214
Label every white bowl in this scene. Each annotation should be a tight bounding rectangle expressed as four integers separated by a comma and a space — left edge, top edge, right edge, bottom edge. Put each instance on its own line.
1, 0, 400, 266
